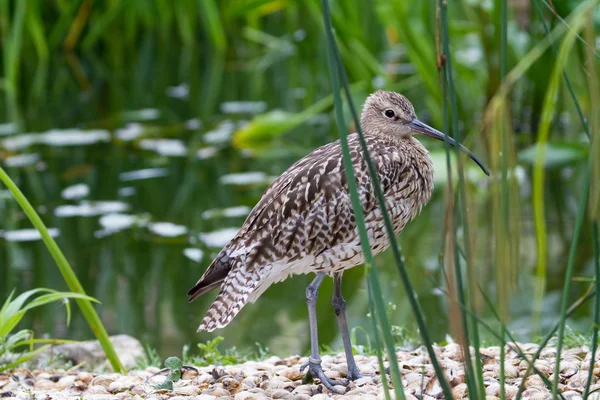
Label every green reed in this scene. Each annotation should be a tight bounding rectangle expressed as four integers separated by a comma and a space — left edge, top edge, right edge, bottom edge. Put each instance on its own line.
0, 167, 125, 373
320, 1, 405, 397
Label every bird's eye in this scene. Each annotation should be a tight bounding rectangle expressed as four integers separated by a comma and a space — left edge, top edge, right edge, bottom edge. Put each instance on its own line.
384, 109, 395, 118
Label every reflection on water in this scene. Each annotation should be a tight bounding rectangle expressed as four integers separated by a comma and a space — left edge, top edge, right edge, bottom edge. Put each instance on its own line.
1, 228, 60, 242
202, 206, 251, 219
183, 248, 204, 263
61, 184, 90, 200
54, 201, 130, 217
219, 172, 273, 186
2, 129, 110, 150
199, 228, 241, 248
148, 222, 188, 237
119, 168, 169, 182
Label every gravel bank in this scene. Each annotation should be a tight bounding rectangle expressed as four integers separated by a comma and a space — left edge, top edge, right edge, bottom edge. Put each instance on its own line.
1, 343, 599, 399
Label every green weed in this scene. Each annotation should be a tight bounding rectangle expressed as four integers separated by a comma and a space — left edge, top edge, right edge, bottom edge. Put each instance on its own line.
0, 288, 97, 372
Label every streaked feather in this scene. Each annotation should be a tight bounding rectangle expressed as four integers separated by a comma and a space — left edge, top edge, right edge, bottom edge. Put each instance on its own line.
190, 131, 434, 331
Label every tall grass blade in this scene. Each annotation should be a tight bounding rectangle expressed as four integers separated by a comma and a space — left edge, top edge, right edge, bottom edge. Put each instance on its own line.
439, 0, 485, 397
198, 0, 226, 51
539, 0, 600, 58
0, 167, 125, 373
584, 11, 600, 399
485, 0, 597, 122
320, 2, 405, 398
585, 12, 600, 222
367, 288, 391, 400
428, 272, 572, 400
532, 0, 591, 141
2, 0, 25, 125
584, 222, 600, 398
548, 8, 596, 396
329, 6, 454, 400
498, 0, 509, 397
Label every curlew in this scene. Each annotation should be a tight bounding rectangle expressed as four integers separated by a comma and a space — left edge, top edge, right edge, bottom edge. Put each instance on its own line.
188, 90, 489, 392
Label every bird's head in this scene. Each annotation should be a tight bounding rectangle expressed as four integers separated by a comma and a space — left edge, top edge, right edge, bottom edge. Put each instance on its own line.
360, 90, 489, 176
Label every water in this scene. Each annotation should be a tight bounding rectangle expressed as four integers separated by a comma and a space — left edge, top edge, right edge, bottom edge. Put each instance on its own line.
0, 42, 593, 360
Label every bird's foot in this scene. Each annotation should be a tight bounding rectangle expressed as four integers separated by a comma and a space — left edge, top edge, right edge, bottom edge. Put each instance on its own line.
300, 357, 348, 394
345, 366, 374, 382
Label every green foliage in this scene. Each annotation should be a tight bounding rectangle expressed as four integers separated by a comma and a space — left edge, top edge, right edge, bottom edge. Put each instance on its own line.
155, 356, 183, 391
0, 288, 97, 372
0, 166, 126, 373
187, 337, 242, 366
136, 344, 163, 370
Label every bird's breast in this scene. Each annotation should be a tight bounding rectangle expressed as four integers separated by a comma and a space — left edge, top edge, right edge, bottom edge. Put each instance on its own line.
361, 138, 434, 235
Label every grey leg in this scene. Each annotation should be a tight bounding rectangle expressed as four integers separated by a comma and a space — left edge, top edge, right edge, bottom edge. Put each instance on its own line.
333, 272, 369, 381
300, 272, 347, 393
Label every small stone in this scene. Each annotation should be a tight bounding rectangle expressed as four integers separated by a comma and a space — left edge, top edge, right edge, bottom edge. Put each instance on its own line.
335, 364, 349, 376
486, 383, 500, 396
269, 388, 294, 399
310, 394, 329, 400
221, 377, 242, 394
197, 373, 216, 384
197, 396, 217, 400
278, 367, 303, 381
452, 383, 468, 399
504, 363, 519, 378
108, 377, 139, 393
293, 384, 315, 395
56, 374, 76, 389
504, 386, 518, 398
353, 376, 373, 386
182, 368, 200, 380
130, 385, 148, 396
91, 375, 117, 388
87, 385, 109, 394
34, 379, 56, 390
267, 378, 295, 390
86, 395, 113, 400
525, 374, 544, 388
211, 387, 231, 397
173, 384, 201, 396
358, 365, 376, 375
323, 370, 341, 380
561, 392, 583, 400
77, 371, 94, 384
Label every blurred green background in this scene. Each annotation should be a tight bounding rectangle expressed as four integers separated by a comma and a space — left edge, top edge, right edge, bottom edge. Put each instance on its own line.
0, 0, 598, 358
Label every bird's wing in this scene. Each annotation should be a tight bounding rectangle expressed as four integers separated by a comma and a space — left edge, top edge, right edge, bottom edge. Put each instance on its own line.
190, 134, 407, 300
188, 139, 350, 301
236, 134, 380, 268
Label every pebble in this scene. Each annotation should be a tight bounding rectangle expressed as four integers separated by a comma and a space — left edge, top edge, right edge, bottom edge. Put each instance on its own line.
2, 345, 600, 399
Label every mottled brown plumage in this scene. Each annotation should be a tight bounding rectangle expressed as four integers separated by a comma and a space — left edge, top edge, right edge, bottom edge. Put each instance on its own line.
189, 91, 439, 330
188, 90, 488, 391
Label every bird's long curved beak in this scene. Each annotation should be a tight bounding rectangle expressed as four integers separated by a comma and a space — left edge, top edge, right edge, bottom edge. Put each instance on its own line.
409, 118, 490, 176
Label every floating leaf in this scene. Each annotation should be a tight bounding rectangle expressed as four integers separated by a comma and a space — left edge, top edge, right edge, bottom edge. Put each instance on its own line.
518, 142, 588, 168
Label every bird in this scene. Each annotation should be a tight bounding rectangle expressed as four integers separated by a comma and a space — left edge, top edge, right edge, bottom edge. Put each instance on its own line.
188, 90, 489, 393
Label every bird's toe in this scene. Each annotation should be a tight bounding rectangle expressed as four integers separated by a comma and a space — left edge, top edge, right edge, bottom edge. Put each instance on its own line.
301, 360, 348, 393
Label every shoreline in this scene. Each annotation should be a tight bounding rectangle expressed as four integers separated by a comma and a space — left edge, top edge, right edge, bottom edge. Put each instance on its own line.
1, 343, 599, 399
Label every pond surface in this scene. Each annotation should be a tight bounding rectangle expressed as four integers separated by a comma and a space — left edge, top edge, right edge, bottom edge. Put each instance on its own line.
0, 40, 594, 359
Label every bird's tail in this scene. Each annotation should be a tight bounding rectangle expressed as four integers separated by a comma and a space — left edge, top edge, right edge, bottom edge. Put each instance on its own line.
197, 267, 264, 332
197, 288, 249, 332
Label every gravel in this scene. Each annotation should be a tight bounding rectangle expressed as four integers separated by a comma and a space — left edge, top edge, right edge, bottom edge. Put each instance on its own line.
1, 343, 600, 399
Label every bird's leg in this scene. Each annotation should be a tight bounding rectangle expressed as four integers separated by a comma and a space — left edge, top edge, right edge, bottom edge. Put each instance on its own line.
300, 272, 347, 393
333, 272, 370, 381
